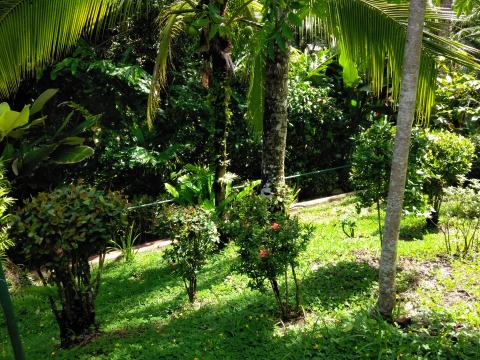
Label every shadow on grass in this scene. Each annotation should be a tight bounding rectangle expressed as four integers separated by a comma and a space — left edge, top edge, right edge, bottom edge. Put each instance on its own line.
96, 255, 235, 328
302, 261, 378, 310
54, 293, 480, 360
6, 255, 480, 359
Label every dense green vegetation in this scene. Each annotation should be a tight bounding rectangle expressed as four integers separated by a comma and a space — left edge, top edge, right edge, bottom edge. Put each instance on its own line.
1, 197, 479, 359
0, 0, 480, 358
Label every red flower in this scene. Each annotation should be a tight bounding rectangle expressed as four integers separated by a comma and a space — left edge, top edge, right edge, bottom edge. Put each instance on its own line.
271, 222, 281, 231
259, 249, 269, 257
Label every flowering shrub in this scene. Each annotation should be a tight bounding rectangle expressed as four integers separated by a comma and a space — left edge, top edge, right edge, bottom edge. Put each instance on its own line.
224, 194, 314, 319
164, 206, 219, 302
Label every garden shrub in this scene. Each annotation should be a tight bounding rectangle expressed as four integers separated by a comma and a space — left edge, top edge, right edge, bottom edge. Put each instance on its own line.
440, 179, 480, 257
10, 184, 127, 347
350, 119, 429, 241
224, 194, 314, 320
423, 130, 476, 227
433, 68, 480, 132
164, 206, 219, 303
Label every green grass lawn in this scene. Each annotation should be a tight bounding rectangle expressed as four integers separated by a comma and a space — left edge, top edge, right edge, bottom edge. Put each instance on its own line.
1, 196, 479, 359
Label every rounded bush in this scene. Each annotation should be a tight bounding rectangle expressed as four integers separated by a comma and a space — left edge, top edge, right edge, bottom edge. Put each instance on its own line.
10, 183, 127, 347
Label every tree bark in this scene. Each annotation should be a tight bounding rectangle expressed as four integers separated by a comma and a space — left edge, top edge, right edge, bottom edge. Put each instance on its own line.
262, 27, 289, 197
439, 0, 454, 37
377, 0, 426, 318
199, 0, 233, 206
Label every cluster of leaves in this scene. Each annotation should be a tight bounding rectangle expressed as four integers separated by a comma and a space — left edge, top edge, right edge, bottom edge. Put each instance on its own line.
163, 206, 219, 302
423, 130, 476, 225
0, 163, 13, 260
433, 67, 480, 132
350, 118, 429, 215
350, 120, 476, 233
441, 179, 480, 257
261, 0, 306, 56
0, 90, 95, 181
224, 193, 314, 319
109, 222, 140, 263
165, 163, 260, 218
10, 183, 128, 346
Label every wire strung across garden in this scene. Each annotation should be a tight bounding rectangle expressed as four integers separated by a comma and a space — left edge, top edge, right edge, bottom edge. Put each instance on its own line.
126, 164, 351, 211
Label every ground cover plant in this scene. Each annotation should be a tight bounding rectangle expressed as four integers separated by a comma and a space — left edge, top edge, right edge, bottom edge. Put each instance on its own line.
1, 196, 479, 359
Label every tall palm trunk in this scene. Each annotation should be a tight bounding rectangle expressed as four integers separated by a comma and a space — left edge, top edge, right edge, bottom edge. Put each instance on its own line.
262, 12, 289, 199
377, 0, 426, 318
440, 0, 454, 37
200, 0, 233, 206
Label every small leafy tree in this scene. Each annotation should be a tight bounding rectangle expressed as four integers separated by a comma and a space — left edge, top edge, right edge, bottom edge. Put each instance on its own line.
10, 184, 127, 347
440, 179, 480, 257
164, 206, 219, 303
225, 194, 314, 320
423, 130, 476, 227
350, 118, 428, 242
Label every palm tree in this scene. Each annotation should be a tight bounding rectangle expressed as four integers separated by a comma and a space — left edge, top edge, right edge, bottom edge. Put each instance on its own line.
249, 0, 480, 202
148, 0, 260, 205
0, 0, 478, 205
259, 2, 290, 200
377, 0, 427, 319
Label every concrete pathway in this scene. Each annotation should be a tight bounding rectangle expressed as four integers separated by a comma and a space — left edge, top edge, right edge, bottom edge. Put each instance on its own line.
89, 192, 354, 265
89, 239, 171, 265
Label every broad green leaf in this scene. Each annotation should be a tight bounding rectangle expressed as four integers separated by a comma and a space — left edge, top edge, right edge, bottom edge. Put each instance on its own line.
50, 145, 94, 164
20, 144, 58, 175
1, 143, 15, 161
60, 137, 85, 145
0, 104, 30, 140
30, 88, 58, 115
339, 53, 359, 87
165, 183, 179, 199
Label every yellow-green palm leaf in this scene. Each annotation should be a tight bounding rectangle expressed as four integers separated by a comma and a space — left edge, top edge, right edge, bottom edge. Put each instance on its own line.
311, 0, 480, 122
0, 0, 145, 98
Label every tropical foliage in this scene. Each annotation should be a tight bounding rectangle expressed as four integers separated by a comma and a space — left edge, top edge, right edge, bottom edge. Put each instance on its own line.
10, 184, 128, 347
1, 0, 480, 357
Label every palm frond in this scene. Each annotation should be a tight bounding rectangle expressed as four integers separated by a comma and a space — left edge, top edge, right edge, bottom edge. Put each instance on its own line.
148, 0, 262, 125
308, 0, 480, 123
0, 0, 147, 99
147, 0, 198, 126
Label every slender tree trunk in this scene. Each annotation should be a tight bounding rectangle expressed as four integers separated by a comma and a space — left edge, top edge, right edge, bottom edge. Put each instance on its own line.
377, 0, 426, 318
439, 0, 454, 37
262, 33, 289, 197
200, 0, 233, 206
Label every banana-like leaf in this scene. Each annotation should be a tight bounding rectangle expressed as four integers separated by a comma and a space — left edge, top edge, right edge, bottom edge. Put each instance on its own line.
165, 183, 180, 199
0, 0, 147, 98
60, 136, 85, 145
30, 88, 58, 115
0, 103, 29, 141
18, 144, 58, 175
50, 145, 94, 164
305, 0, 480, 123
